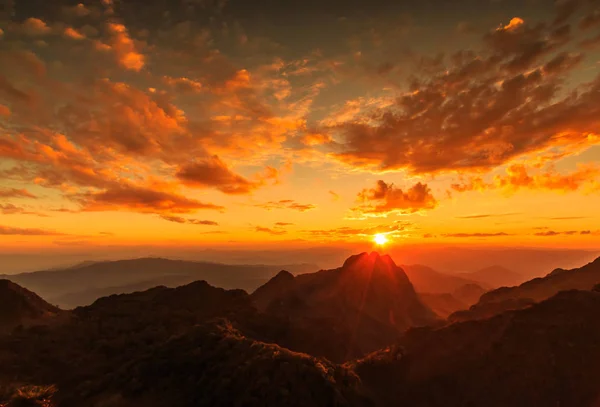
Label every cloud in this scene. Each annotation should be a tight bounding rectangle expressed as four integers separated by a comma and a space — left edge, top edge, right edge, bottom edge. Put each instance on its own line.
255, 226, 287, 235
78, 182, 224, 214
0, 204, 46, 216
442, 232, 511, 238
303, 222, 411, 240
456, 213, 519, 219
328, 18, 599, 175
254, 199, 317, 212
534, 230, 579, 236
159, 215, 219, 225
0, 104, 10, 117
63, 27, 85, 40
0, 188, 37, 199
500, 17, 525, 31
0, 225, 64, 235
21, 18, 51, 36
162, 76, 203, 93
329, 190, 340, 201
177, 156, 260, 194
353, 180, 437, 217
104, 23, 145, 71
274, 222, 294, 226
451, 164, 600, 193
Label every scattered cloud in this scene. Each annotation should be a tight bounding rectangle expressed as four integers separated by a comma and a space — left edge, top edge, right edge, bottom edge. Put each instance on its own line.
78, 183, 224, 214
353, 180, 437, 217
0, 225, 65, 235
176, 156, 261, 194
255, 226, 287, 235
159, 215, 219, 225
104, 23, 145, 71
456, 213, 519, 219
255, 200, 317, 212
0, 188, 37, 199
442, 232, 511, 238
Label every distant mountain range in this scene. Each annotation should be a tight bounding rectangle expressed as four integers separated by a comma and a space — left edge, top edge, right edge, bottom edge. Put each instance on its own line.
450, 257, 600, 322
0, 258, 317, 309
3, 252, 600, 407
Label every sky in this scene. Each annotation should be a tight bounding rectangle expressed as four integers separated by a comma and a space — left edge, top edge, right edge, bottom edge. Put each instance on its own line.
1, 0, 600, 252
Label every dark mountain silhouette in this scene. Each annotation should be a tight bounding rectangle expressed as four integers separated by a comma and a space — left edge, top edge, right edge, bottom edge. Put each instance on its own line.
252, 252, 438, 361
1, 258, 316, 309
0, 280, 62, 334
401, 264, 487, 293
355, 286, 600, 407
456, 265, 524, 288
3, 255, 600, 407
450, 256, 600, 321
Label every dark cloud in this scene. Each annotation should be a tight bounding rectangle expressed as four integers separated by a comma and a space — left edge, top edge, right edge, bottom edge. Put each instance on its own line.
0, 188, 37, 199
0, 225, 65, 235
255, 226, 287, 235
78, 183, 223, 214
159, 215, 219, 225
177, 156, 260, 194
353, 180, 437, 216
534, 230, 579, 236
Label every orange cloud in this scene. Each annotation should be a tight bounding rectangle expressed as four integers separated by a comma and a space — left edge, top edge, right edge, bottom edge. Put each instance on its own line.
255, 226, 287, 236
105, 23, 145, 71
159, 215, 219, 225
500, 17, 525, 31
78, 182, 223, 214
0, 225, 64, 235
177, 156, 259, 195
0, 104, 10, 117
64, 27, 85, 40
162, 76, 203, 93
451, 164, 600, 193
21, 18, 51, 36
0, 188, 37, 199
353, 181, 437, 217
443, 232, 511, 238
254, 200, 317, 212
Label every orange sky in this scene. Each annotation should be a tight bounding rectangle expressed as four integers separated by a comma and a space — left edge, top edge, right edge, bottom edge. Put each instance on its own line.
1, 0, 600, 251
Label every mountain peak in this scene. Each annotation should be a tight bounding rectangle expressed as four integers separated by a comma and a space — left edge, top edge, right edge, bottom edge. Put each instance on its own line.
0, 279, 61, 334
273, 270, 295, 281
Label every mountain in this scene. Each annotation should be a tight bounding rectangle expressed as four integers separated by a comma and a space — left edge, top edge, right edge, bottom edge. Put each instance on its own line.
3, 259, 600, 406
355, 286, 600, 407
456, 265, 524, 288
450, 256, 600, 321
401, 264, 487, 293
418, 293, 468, 319
1, 258, 317, 309
393, 247, 599, 281
252, 252, 438, 361
0, 279, 367, 407
0, 280, 63, 334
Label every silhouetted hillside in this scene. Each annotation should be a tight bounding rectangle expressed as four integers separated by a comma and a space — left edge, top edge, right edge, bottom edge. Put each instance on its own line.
457, 265, 524, 288
1, 258, 316, 309
451, 256, 600, 321
252, 252, 438, 361
0, 280, 62, 334
355, 287, 600, 407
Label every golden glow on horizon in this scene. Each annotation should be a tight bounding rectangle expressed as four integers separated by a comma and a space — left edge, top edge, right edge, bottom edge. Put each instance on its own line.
374, 234, 388, 246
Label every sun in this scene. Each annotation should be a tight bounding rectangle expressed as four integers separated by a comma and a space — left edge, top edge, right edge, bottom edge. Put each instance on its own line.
373, 233, 388, 246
